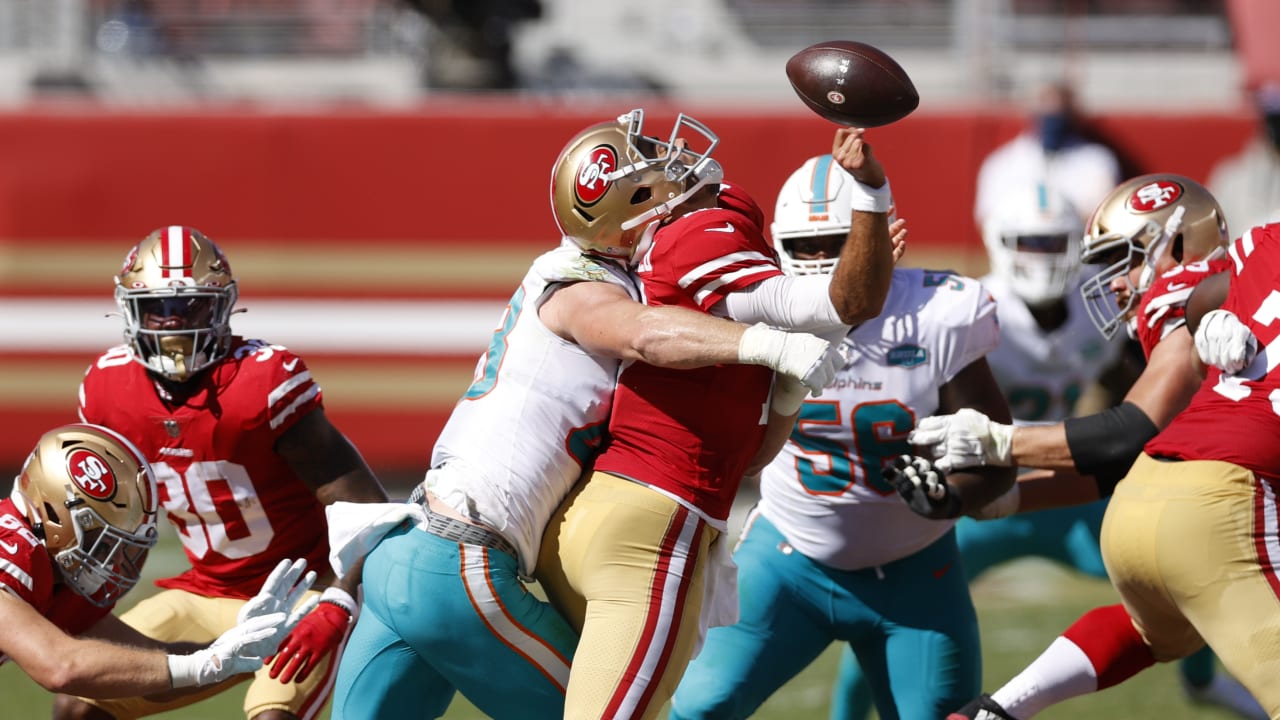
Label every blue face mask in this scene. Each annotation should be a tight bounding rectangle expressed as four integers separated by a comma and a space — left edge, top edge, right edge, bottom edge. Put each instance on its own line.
1037, 112, 1073, 152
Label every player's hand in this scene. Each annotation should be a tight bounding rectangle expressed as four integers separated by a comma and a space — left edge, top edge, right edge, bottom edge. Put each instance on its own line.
268, 588, 357, 684
884, 455, 962, 519
888, 207, 907, 264
1195, 309, 1257, 374
739, 324, 846, 396
167, 612, 286, 688
832, 128, 885, 188
908, 408, 1014, 471
238, 558, 317, 625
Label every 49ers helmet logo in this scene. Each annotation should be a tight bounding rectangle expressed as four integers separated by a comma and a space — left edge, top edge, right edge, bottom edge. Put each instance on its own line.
1127, 180, 1183, 213
575, 145, 618, 206
66, 448, 118, 501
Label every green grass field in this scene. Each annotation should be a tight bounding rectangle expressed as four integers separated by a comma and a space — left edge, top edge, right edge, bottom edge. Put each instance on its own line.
1, 523, 1252, 719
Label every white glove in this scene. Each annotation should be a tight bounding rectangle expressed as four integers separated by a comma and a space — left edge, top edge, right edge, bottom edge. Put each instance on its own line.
739, 324, 844, 395
237, 558, 317, 625
167, 612, 287, 688
1195, 309, 1257, 374
908, 408, 1014, 471
234, 558, 320, 659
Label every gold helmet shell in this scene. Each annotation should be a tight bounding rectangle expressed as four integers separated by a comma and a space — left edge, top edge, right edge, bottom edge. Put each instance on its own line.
1079, 174, 1228, 340
550, 109, 724, 261
115, 226, 239, 382
12, 424, 158, 607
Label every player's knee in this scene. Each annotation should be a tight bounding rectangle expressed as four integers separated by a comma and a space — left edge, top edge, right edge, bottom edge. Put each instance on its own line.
51, 696, 115, 720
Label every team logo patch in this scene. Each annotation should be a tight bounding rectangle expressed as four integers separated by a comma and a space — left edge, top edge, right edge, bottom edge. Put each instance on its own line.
574, 144, 617, 206
1127, 180, 1182, 213
66, 448, 117, 501
887, 344, 927, 368
826, 91, 846, 105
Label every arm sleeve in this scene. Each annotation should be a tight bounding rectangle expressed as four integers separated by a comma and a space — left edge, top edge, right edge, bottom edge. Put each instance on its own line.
714, 274, 849, 334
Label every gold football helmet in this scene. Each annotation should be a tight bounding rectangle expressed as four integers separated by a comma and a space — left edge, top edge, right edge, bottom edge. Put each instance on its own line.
12, 424, 158, 607
550, 108, 724, 261
115, 226, 239, 382
1078, 174, 1228, 339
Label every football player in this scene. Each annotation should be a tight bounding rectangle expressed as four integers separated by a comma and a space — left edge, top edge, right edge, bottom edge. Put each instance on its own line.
327, 112, 849, 720
668, 153, 1016, 720
532, 112, 909, 720
913, 177, 1265, 720
1, 424, 315, 698
54, 227, 389, 720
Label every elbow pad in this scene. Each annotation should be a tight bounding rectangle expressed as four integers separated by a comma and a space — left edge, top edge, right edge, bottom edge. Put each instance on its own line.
1063, 402, 1159, 498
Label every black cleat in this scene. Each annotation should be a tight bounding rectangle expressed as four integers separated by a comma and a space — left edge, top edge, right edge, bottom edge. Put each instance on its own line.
946, 693, 1018, 720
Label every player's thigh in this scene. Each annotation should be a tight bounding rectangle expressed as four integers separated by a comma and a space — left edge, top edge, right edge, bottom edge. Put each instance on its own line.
671, 513, 835, 719
332, 600, 452, 720
851, 532, 980, 720
1145, 462, 1280, 715
363, 522, 576, 719
557, 472, 712, 720
1101, 455, 1220, 661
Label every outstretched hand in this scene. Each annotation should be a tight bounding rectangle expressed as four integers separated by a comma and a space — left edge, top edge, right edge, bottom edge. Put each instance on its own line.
832, 128, 886, 188
884, 454, 962, 520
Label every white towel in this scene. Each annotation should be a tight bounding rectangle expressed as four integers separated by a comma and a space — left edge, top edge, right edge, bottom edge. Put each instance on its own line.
326, 501, 429, 579
692, 524, 740, 658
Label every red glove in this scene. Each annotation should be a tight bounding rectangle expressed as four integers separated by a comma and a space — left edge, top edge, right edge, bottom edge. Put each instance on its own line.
268, 588, 356, 684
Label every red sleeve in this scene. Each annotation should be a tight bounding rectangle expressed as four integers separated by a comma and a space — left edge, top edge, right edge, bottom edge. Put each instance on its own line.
1134, 257, 1232, 357
647, 205, 782, 311
0, 503, 55, 612
252, 344, 323, 438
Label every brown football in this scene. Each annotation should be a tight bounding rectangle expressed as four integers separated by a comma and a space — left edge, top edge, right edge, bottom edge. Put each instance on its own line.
785, 41, 919, 127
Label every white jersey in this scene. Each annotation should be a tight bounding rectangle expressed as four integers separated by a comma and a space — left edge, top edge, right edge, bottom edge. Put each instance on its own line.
974, 133, 1120, 227
759, 268, 1000, 570
428, 245, 637, 576
981, 272, 1124, 424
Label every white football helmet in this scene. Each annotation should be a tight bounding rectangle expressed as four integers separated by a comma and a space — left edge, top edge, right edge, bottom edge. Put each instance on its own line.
550, 108, 724, 261
115, 226, 239, 382
982, 183, 1082, 308
771, 154, 853, 276
11, 424, 158, 607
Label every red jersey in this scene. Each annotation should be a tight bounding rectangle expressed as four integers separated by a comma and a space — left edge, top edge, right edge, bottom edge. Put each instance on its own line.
1133, 257, 1233, 359
595, 184, 783, 521
0, 498, 110, 664
78, 337, 329, 599
1147, 223, 1280, 476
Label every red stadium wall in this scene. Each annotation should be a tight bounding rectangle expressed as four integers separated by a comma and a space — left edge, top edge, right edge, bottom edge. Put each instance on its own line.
0, 102, 1257, 479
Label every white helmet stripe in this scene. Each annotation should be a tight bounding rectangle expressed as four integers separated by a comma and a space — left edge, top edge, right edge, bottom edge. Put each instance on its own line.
164, 225, 188, 280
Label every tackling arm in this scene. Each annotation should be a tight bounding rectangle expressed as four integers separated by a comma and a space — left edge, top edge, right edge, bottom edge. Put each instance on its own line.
0, 594, 174, 697
936, 358, 1017, 514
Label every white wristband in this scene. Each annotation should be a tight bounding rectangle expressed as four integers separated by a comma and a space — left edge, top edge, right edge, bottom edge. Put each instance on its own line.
167, 651, 207, 689
319, 586, 358, 619
849, 177, 893, 213
771, 375, 808, 416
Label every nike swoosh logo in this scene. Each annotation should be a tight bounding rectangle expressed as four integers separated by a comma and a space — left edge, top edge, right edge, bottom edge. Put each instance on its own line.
1166, 282, 1189, 291
706, 222, 736, 233
283, 358, 299, 372
0, 539, 17, 554
932, 562, 952, 579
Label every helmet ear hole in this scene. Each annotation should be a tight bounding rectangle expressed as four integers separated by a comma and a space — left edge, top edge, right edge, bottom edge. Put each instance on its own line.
1171, 235, 1184, 263
42, 502, 62, 527
630, 187, 652, 205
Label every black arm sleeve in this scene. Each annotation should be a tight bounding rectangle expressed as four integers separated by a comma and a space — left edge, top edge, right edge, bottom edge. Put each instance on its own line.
1063, 402, 1160, 497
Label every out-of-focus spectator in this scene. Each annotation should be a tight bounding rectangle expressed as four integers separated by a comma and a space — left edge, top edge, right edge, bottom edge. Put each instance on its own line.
974, 80, 1122, 227
401, 0, 542, 89
1208, 81, 1280, 234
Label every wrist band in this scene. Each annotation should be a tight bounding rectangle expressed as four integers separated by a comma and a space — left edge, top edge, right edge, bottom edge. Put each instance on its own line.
849, 177, 893, 213
318, 587, 358, 618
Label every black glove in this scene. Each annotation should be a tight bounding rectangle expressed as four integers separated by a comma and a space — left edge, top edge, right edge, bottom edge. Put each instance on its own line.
884, 454, 962, 520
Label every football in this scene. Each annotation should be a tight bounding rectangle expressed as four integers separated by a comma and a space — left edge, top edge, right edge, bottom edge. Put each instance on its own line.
785, 40, 919, 127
